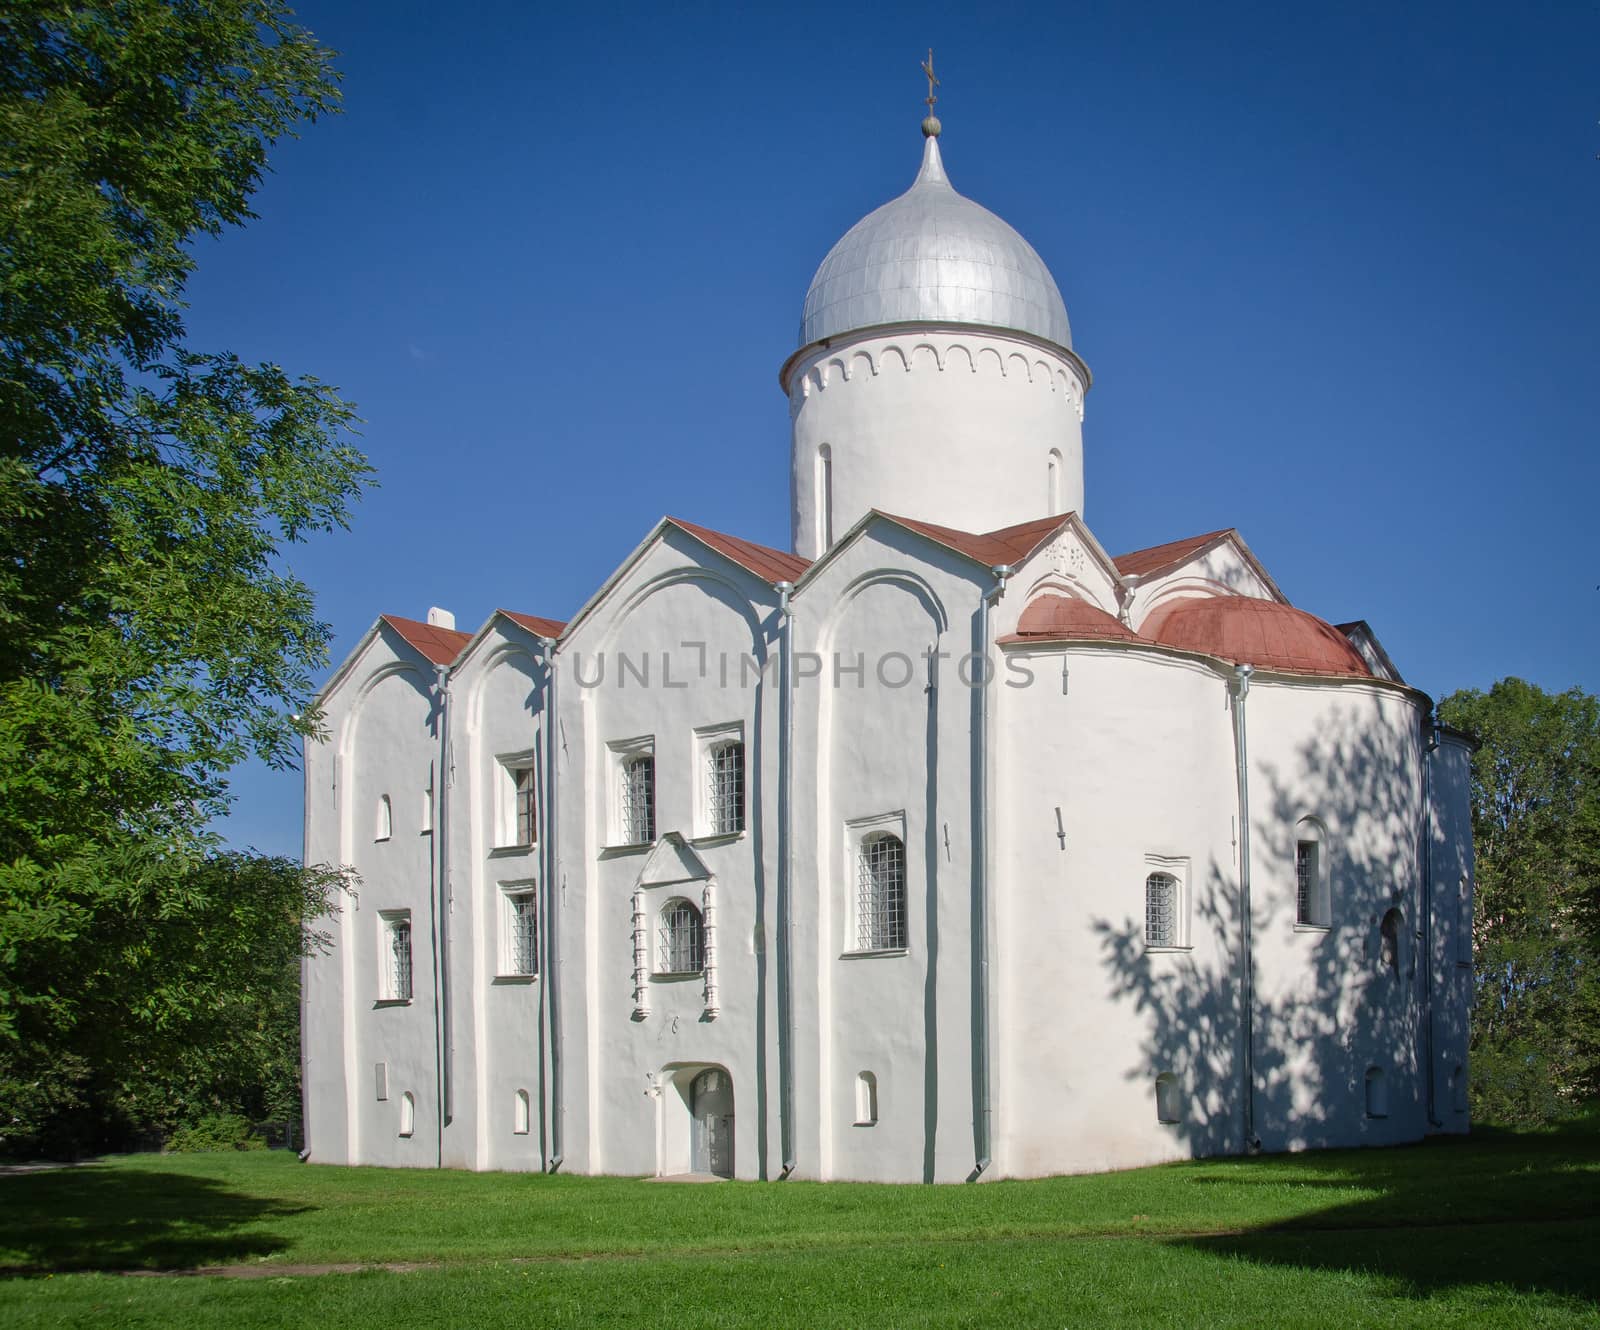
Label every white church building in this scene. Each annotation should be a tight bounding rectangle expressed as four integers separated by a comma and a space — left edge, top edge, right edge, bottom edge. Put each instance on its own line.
301, 115, 1476, 1182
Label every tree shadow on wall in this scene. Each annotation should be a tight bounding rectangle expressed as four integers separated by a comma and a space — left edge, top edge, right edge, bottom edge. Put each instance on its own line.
1089, 704, 1600, 1302
0, 1163, 309, 1273
1094, 702, 1437, 1159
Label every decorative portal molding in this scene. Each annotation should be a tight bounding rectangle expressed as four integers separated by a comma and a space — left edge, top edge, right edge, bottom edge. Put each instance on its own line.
631, 888, 650, 1018
701, 877, 719, 1019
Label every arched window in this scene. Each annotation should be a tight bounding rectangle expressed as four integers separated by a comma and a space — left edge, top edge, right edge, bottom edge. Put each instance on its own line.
1046, 448, 1063, 514
514, 1088, 531, 1135
1145, 873, 1179, 948
1451, 1065, 1467, 1114
375, 794, 392, 842
658, 898, 705, 974
857, 832, 907, 951
1379, 908, 1403, 976
818, 444, 834, 550
707, 739, 745, 835
1155, 1072, 1181, 1124
399, 1091, 415, 1138
1364, 1066, 1387, 1119
855, 1071, 878, 1126
1294, 818, 1330, 927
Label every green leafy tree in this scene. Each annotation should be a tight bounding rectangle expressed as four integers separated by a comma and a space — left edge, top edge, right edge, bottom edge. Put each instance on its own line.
0, 1, 368, 1153
1438, 679, 1600, 1123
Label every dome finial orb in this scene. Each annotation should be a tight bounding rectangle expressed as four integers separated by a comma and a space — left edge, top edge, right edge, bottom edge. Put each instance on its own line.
920, 48, 941, 138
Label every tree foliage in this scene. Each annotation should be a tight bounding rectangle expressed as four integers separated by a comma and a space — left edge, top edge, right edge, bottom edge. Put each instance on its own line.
0, 1, 368, 1153
1438, 678, 1600, 1123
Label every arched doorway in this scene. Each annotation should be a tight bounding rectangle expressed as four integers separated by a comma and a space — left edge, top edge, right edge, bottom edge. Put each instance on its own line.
691, 1067, 734, 1178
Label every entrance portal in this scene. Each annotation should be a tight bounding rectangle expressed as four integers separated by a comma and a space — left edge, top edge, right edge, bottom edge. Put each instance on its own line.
690, 1067, 734, 1178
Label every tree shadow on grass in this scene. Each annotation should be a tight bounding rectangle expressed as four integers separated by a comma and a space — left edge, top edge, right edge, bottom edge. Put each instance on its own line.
1175, 1130, 1600, 1306
0, 1164, 309, 1273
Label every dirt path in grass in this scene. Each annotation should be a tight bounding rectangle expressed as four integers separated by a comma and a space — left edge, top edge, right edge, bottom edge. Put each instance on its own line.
58, 1212, 1590, 1281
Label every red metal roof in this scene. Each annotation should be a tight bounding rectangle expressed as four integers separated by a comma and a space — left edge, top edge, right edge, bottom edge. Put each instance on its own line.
1141, 597, 1370, 678
1113, 529, 1234, 579
500, 610, 567, 641
1000, 594, 1139, 644
667, 517, 811, 585
381, 614, 471, 666
880, 512, 1069, 568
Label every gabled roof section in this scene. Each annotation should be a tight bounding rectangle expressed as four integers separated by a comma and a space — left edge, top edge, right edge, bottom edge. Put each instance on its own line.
666, 517, 811, 585
1114, 527, 1287, 603
1113, 529, 1234, 579
501, 610, 568, 641
881, 512, 1068, 569
1335, 620, 1405, 685
451, 609, 568, 669
379, 614, 471, 667
560, 516, 804, 645
316, 613, 467, 705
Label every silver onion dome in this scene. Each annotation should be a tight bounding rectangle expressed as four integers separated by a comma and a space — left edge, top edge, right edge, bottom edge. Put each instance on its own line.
799, 135, 1072, 352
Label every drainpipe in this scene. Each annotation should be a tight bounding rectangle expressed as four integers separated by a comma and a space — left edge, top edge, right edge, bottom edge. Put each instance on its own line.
1422, 709, 1441, 1127
972, 564, 1012, 1180
1230, 663, 1260, 1153
430, 664, 453, 1167
538, 638, 564, 1173
775, 581, 797, 1179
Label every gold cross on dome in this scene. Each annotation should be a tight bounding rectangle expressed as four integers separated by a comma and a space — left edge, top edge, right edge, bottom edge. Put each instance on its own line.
922, 48, 939, 114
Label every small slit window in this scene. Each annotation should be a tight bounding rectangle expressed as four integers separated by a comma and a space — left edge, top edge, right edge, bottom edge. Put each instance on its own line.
375, 794, 392, 842
856, 832, 907, 951
855, 1071, 878, 1126
514, 1088, 531, 1135
1365, 1066, 1387, 1119
399, 1091, 415, 1138
1155, 1072, 1181, 1124
658, 898, 705, 974
1379, 908, 1403, 977
1294, 819, 1330, 928
818, 443, 834, 550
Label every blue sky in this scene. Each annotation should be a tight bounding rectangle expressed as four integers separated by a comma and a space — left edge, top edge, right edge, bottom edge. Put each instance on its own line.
192, 1, 1600, 858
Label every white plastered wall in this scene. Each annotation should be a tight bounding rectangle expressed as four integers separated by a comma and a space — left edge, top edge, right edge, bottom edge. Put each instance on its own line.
1241, 677, 1428, 1153
449, 621, 549, 1171
789, 521, 988, 1181
789, 328, 1087, 559
993, 643, 1243, 1176
556, 527, 783, 1180
304, 627, 441, 1167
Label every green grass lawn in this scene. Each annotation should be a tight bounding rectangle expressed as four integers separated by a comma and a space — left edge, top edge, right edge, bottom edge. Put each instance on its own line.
2, 1124, 1597, 1327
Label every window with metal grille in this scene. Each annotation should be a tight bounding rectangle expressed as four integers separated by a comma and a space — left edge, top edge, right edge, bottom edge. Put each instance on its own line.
857, 833, 907, 951
658, 897, 704, 973
513, 765, 536, 845
382, 913, 412, 1001
1295, 840, 1318, 925
621, 754, 655, 844
1145, 872, 1178, 947
708, 740, 745, 835
505, 890, 538, 976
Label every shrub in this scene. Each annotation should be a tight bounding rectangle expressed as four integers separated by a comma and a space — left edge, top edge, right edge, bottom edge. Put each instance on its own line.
166, 1113, 266, 1153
